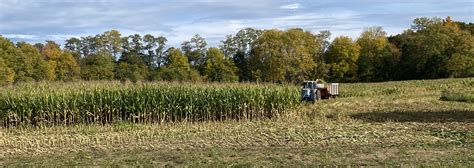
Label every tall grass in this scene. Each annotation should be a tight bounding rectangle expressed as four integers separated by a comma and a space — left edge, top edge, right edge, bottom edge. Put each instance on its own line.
339, 78, 474, 98
440, 89, 474, 103
0, 82, 299, 126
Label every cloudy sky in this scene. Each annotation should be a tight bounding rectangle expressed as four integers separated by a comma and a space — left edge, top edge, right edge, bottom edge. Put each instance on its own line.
0, 0, 472, 47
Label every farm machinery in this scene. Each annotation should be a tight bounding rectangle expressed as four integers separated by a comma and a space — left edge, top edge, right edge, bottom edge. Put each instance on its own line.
301, 79, 339, 103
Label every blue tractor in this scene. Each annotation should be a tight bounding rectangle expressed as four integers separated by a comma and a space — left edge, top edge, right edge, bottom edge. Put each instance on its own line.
301, 79, 339, 103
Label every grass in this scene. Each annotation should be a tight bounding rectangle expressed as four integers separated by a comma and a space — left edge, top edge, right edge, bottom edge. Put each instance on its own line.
0, 78, 473, 166
441, 88, 474, 103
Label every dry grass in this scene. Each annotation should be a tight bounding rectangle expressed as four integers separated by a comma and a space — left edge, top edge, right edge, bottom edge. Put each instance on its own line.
2, 119, 469, 156
1, 119, 472, 166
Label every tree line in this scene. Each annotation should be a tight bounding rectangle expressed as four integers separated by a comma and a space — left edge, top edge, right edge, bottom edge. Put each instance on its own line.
0, 16, 472, 85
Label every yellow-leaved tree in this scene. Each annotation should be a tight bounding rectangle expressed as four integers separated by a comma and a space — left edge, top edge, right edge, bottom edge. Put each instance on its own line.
41, 41, 80, 81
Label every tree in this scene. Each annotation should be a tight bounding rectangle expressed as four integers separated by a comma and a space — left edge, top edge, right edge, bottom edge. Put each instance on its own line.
16, 42, 50, 81
119, 34, 147, 70
315, 30, 331, 61
411, 17, 442, 31
181, 34, 207, 70
33, 43, 44, 52
80, 36, 99, 56
445, 53, 474, 77
56, 51, 80, 81
250, 28, 319, 83
0, 37, 18, 84
203, 48, 238, 82
282, 28, 321, 82
249, 30, 285, 82
0, 58, 14, 85
41, 41, 80, 81
40, 41, 60, 80
220, 28, 263, 81
64, 37, 82, 60
121, 36, 132, 54
129, 34, 143, 53
116, 34, 148, 83
100, 30, 122, 59
164, 48, 191, 71
310, 31, 332, 80
155, 36, 167, 68
325, 36, 360, 82
42, 41, 62, 60
143, 34, 157, 69
455, 21, 474, 35
143, 34, 167, 69
396, 16, 473, 79
80, 51, 115, 80
158, 48, 201, 81
2, 16, 471, 84
115, 52, 148, 83
311, 62, 330, 80
356, 26, 392, 81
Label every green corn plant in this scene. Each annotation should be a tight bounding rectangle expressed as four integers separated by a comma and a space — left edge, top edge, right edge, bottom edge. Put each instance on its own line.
0, 82, 301, 127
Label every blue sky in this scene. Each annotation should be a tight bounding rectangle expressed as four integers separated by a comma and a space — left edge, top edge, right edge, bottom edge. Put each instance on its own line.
0, 0, 472, 47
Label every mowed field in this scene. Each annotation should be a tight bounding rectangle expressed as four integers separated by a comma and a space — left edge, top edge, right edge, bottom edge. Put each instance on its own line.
0, 78, 473, 166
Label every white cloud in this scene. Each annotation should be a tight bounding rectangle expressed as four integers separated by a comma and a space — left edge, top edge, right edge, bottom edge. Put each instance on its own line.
161, 11, 363, 47
2, 34, 38, 40
280, 3, 302, 10
1, 0, 472, 47
165, 20, 245, 47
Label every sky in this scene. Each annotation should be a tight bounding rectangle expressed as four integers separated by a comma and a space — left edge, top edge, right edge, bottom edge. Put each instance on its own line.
0, 0, 473, 47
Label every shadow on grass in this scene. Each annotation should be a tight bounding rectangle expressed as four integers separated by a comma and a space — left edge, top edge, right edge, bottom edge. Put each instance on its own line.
348, 110, 474, 123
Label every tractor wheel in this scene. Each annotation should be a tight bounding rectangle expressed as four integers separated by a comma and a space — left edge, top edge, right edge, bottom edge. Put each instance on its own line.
316, 90, 321, 101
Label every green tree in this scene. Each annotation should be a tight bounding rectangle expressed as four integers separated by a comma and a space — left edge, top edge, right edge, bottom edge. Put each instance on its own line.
203, 48, 238, 82
0, 57, 14, 85
119, 34, 147, 67
158, 48, 201, 81
181, 34, 207, 70
65, 37, 82, 60
250, 29, 319, 83
396, 16, 473, 79
356, 26, 392, 81
249, 30, 285, 82
115, 52, 149, 83
1, 38, 51, 83
33, 43, 44, 52
16, 42, 50, 81
315, 30, 332, 60
325, 36, 360, 82
310, 31, 332, 80
455, 21, 474, 34
56, 51, 80, 81
0, 37, 19, 84
143, 34, 167, 69
129, 34, 144, 53
155, 36, 167, 68
142, 34, 157, 70
80, 36, 99, 56
80, 51, 115, 80
220, 28, 263, 81
100, 30, 122, 59
445, 53, 474, 77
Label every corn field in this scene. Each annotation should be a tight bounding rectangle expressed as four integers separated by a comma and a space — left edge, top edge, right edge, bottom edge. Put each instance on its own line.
0, 82, 300, 127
